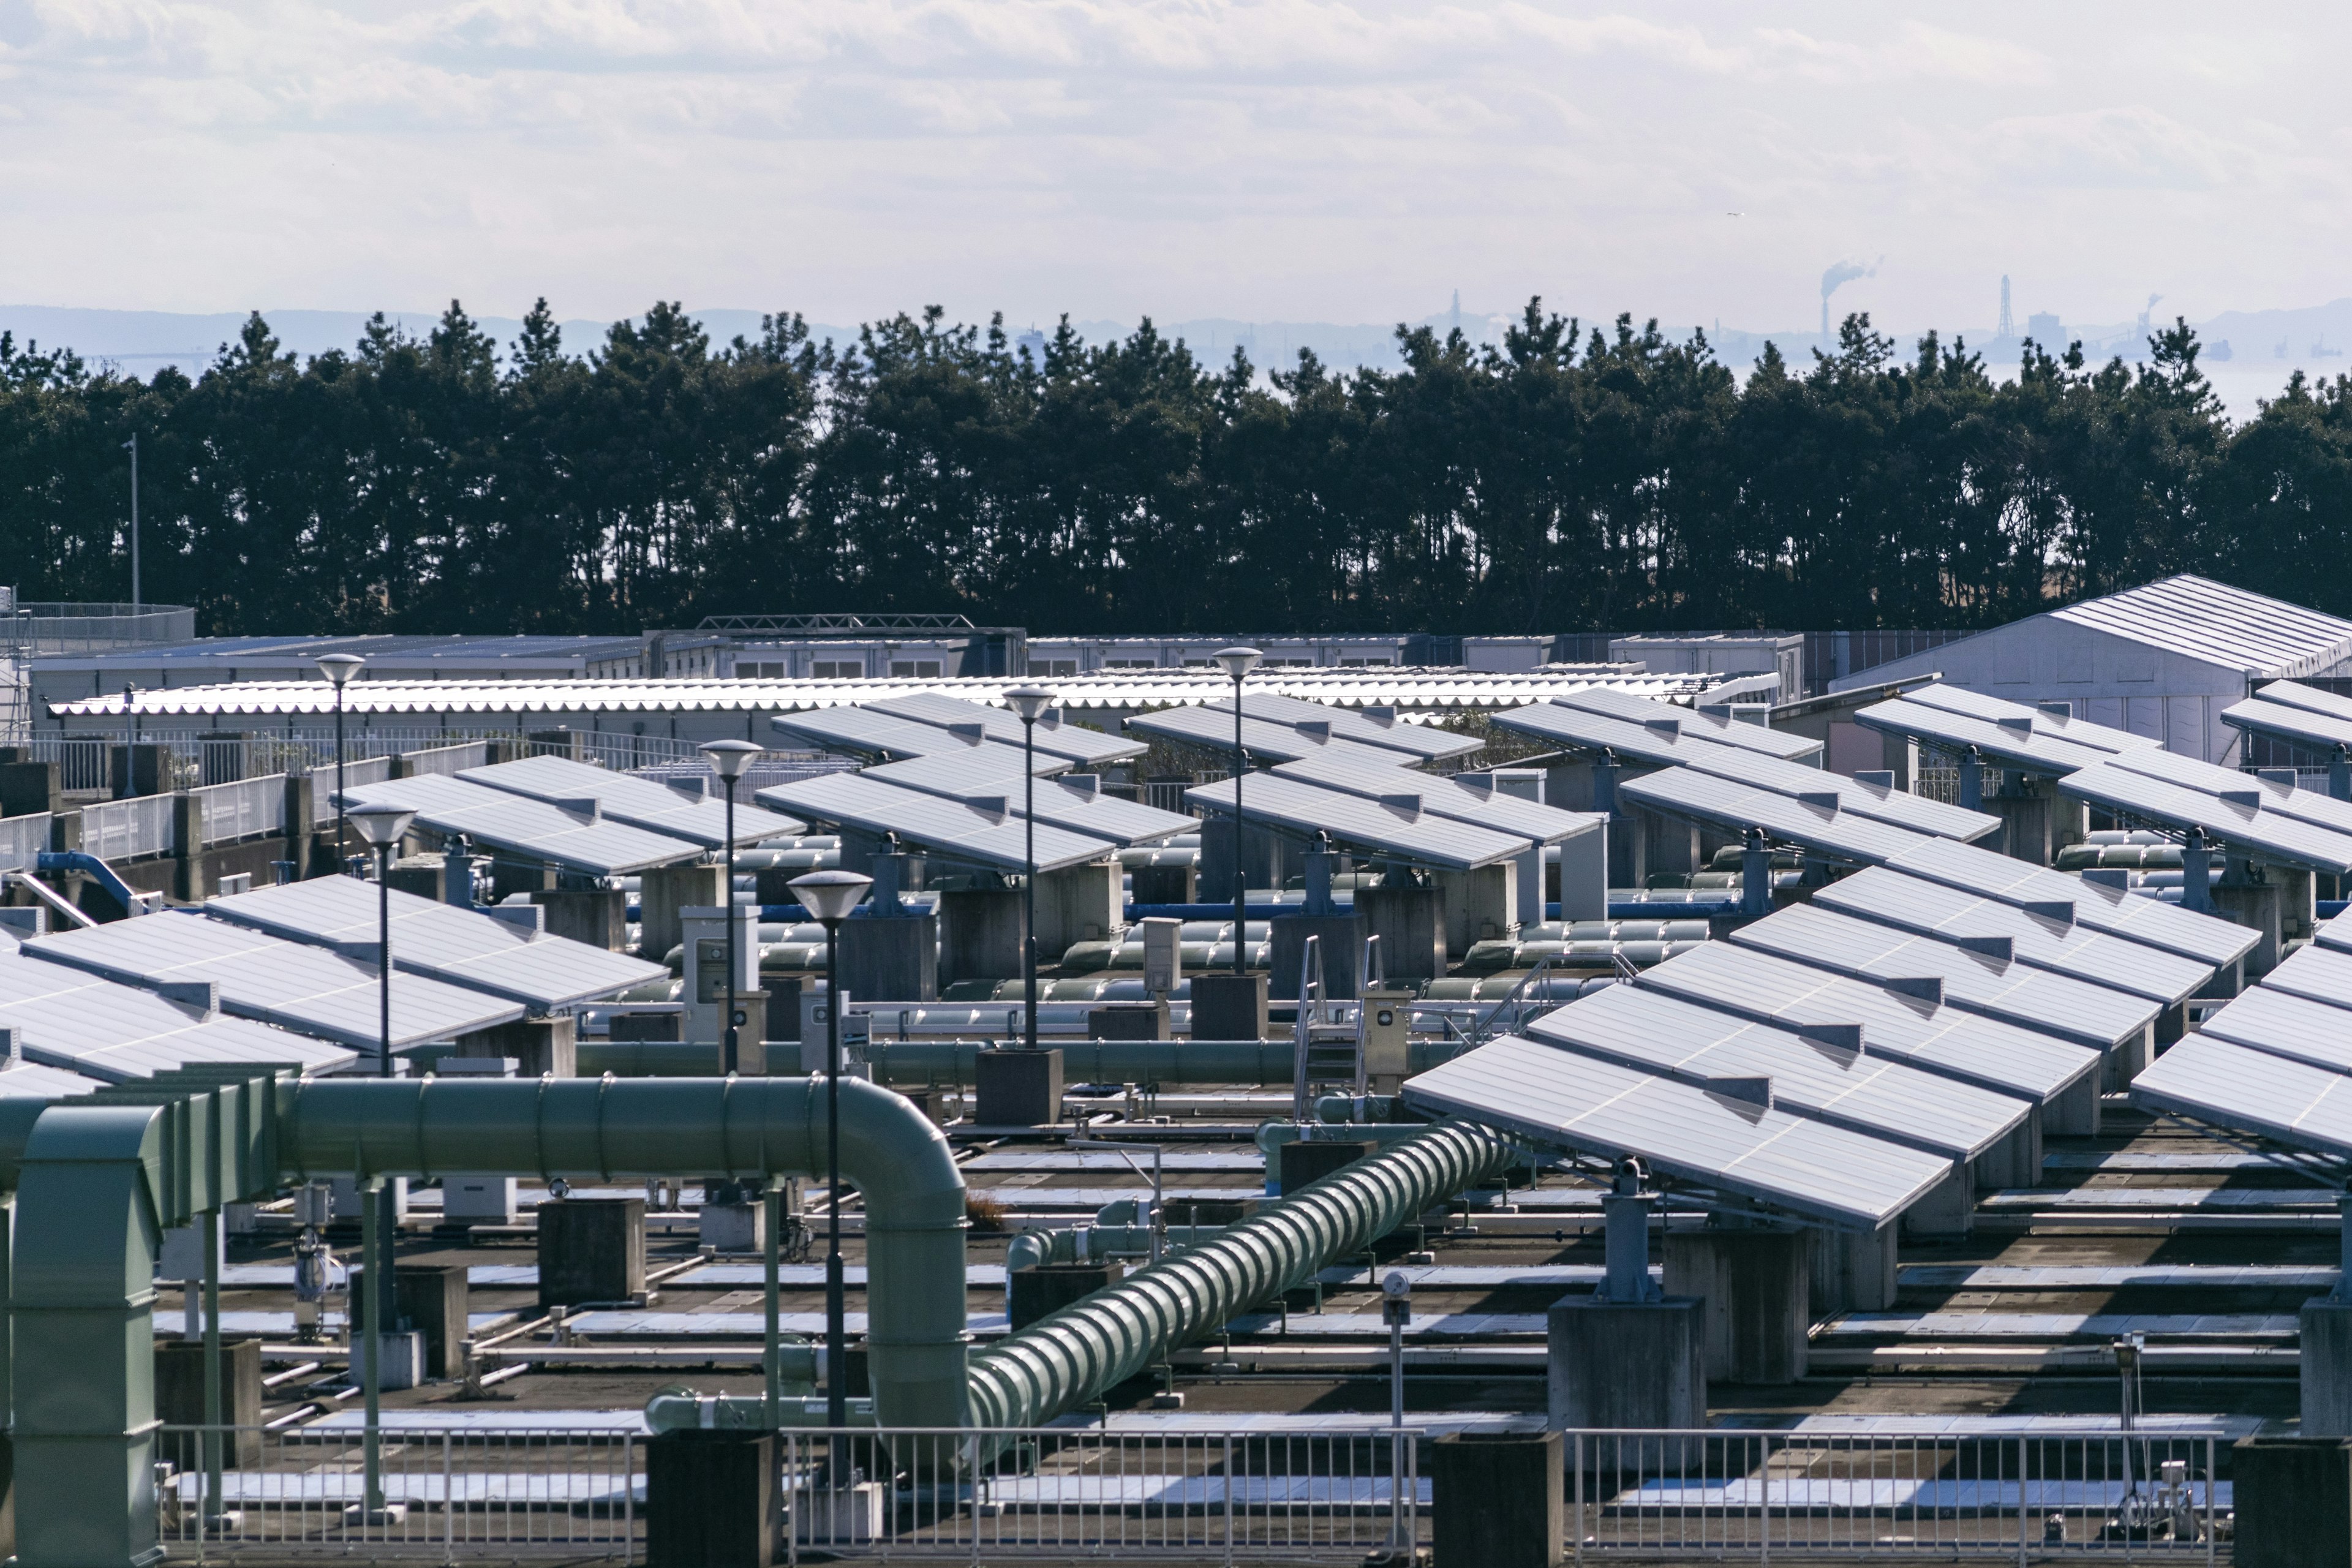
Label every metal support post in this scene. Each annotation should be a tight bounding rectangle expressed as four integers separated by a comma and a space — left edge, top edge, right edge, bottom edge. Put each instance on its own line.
764, 1179, 783, 1431
203, 1210, 223, 1523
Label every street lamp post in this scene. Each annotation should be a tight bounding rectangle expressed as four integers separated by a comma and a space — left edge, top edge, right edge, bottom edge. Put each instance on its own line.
1212, 648, 1264, 974
123, 432, 140, 611
347, 801, 414, 1523
699, 740, 764, 1076
1004, 688, 1057, 1050
788, 868, 874, 1476
317, 654, 367, 877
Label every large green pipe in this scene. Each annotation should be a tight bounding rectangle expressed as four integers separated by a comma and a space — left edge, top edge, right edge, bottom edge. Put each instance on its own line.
963, 1119, 1515, 1428
274, 1076, 971, 1427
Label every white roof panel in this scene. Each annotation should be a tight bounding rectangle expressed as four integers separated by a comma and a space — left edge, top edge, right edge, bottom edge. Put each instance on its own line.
862, 771, 1194, 849
1215, 692, 1481, 760
2222, 695, 2352, 756
2248, 944, 2352, 1014
2196, 984, 2352, 1077
1730, 902, 2158, 1051
20, 910, 522, 1052
1882, 835, 2259, 968
2057, 759, 2352, 875
1127, 706, 1416, 769
1898, 684, 2158, 753
1402, 1035, 1951, 1228
862, 693, 1147, 766
2106, 743, 2352, 840
1490, 702, 1999, 842
204, 878, 667, 1009
1185, 772, 1530, 870
861, 747, 1066, 796
1812, 867, 2214, 1006
0, 943, 356, 1080
1548, 686, 1822, 761
1613, 767, 1939, 866
755, 772, 1115, 873
1273, 752, 1602, 845
336, 774, 701, 876
1525, 984, 2027, 1159
2130, 1035, 2352, 1159
1853, 696, 2116, 777
458, 754, 803, 847
2052, 575, 2352, 677
1635, 941, 2100, 1104
770, 706, 988, 761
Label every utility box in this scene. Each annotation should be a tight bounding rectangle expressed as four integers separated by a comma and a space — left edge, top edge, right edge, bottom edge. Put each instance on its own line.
839, 913, 939, 1003
394, 1264, 471, 1381
1086, 1003, 1165, 1041
538, 1197, 647, 1308
976, 1048, 1063, 1126
648, 1430, 776, 1568
1190, 972, 1268, 1041
1360, 987, 1414, 1093
2231, 1437, 2352, 1568
680, 905, 761, 1044
1140, 916, 1183, 997
1008, 1261, 1125, 1329
155, 1339, 265, 1469
1430, 1431, 1563, 1568
1278, 1139, 1375, 1196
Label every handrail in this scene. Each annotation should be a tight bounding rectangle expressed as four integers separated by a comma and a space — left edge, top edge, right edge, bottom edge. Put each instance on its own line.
1291, 933, 1325, 1123
1469, 954, 1559, 1049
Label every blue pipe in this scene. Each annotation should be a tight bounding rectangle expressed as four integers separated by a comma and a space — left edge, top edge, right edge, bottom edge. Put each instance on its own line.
34, 851, 140, 917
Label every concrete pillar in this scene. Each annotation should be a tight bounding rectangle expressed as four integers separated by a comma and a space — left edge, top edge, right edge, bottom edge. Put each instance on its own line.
647, 1430, 776, 1568
532, 888, 628, 949
155, 1339, 265, 1469
393, 1264, 470, 1380
1008, 1261, 1123, 1330
170, 791, 208, 902
1516, 844, 1546, 927
938, 888, 1022, 985
1547, 1297, 1706, 1434
1429, 1431, 1564, 1568
2101, 1026, 2152, 1093
638, 863, 725, 964
1988, 791, 2051, 866
1640, 807, 1703, 880
1556, 823, 1607, 920
1356, 884, 1446, 979
2229, 1436, 2352, 1567
975, 1048, 1063, 1126
1809, 1224, 1898, 1317
537, 1197, 646, 1308
2214, 876, 2285, 976
1661, 1225, 1809, 1384
1900, 1164, 1975, 1239
2052, 794, 2089, 854
1268, 914, 1365, 1000
1190, 972, 1268, 1040
0, 761, 59, 818
2044, 1071, 2103, 1137
459, 1015, 577, 1079
837, 913, 938, 1002
2302, 1298, 2352, 1438
1431, 862, 1516, 952
1199, 818, 1283, 895
1036, 859, 1124, 962
698, 1198, 764, 1254
1277, 1139, 1375, 1196
110, 742, 166, 799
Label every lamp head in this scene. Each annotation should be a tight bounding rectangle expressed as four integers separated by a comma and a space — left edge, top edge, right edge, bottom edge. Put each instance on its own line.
699, 738, 763, 782
316, 653, 366, 688
789, 868, 873, 924
347, 802, 415, 849
1005, 686, 1056, 724
1213, 646, 1263, 682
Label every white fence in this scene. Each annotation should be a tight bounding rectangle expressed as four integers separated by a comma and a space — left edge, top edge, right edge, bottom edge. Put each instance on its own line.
80, 793, 176, 861
190, 774, 285, 846
0, 812, 48, 872
311, 756, 395, 825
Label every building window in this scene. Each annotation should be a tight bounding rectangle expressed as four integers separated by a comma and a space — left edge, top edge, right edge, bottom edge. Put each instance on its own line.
812, 660, 862, 679
889, 660, 943, 678
1106, 658, 1156, 669
1339, 656, 1393, 667
1182, 657, 1215, 668
1029, 658, 1079, 677
737, 662, 786, 680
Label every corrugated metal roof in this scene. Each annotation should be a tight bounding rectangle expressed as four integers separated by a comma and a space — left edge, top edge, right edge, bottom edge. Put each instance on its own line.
1401, 1034, 1951, 1228
1811, 867, 2214, 1006
1272, 752, 1602, 845
1549, 686, 1823, 761
1126, 706, 1416, 769
755, 772, 1117, 874
1491, 702, 2000, 842
336, 774, 703, 876
1525, 983, 2027, 1159
203, 879, 668, 1010
18, 911, 513, 1053
2051, 575, 2352, 677
1184, 772, 1530, 870
1899, 684, 2157, 753
1853, 696, 2117, 777
864, 693, 1147, 766
1730, 902, 2158, 1050
2057, 758, 2352, 875
1213, 692, 1482, 761
1634, 940, 2100, 1104
458, 754, 804, 847
1613, 767, 1938, 866
1882, 836, 2259, 968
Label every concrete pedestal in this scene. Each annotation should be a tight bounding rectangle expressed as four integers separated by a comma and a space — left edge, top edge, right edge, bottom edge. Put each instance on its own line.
2231, 1437, 2352, 1568
537, 1197, 647, 1308
1661, 1227, 1809, 1384
443, 1176, 517, 1224
1128, 858, 1195, 905
2304, 1298, 2352, 1438
2101, 1026, 2152, 1093
839, 913, 938, 1003
1356, 886, 1446, 980
1198, 818, 1285, 899
1429, 1431, 1563, 1568
1556, 823, 1608, 921
393, 1264, 470, 1380
1190, 972, 1268, 1041
1268, 914, 1366, 1000
1278, 1139, 1375, 1196
638, 864, 724, 965
1547, 1295, 1706, 1434
1085, 1003, 1166, 1040
938, 888, 1023, 986
459, 1014, 576, 1079
699, 1202, 764, 1254
532, 888, 628, 950
976, 1049, 1063, 1126
1901, 1166, 1975, 1240
647, 1430, 776, 1568
1987, 791, 2052, 865
1008, 1261, 1125, 1330
156, 1339, 264, 1468
2215, 879, 2285, 976
1809, 1225, 1898, 1316
1431, 864, 1517, 955
1037, 860, 1123, 963
2044, 1071, 2103, 1137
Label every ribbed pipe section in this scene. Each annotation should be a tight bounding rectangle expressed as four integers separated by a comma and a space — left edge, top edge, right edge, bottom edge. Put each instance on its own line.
965, 1120, 1516, 1429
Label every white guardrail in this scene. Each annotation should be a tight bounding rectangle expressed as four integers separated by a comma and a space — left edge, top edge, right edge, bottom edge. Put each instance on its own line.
191, 774, 286, 847
0, 812, 48, 872
78, 793, 176, 862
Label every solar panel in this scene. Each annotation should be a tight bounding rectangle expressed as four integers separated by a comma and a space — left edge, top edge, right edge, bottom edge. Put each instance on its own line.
2056, 759, 2352, 875
755, 772, 1118, 873
336, 774, 702, 876
1612, 767, 1939, 865
1898, 685, 2158, 753
769, 706, 990, 760
0, 943, 357, 1080
2221, 695, 2352, 756
1488, 703, 1999, 842
21, 910, 523, 1052
1401, 1035, 1951, 1228
861, 769, 1194, 848
1212, 692, 1482, 761
1882, 836, 2260, 968
1547, 687, 1823, 761
458, 755, 804, 847
0, 1060, 101, 1098
1811, 867, 2215, 1006
2239, 678, 2352, 725
1852, 696, 2117, 777
2105, 744, 2352, 840
2130, 1035, 2352, 1161
1184, 772, 1531, 870
1126, 706, 1416, 769
861, 746, 1067, 797
1525, 984, 2029, 1160
1273, 751, 1601, 845
205, 879, 668, 1009
863, 693, 1147, 766
1729, 903, 2158, 1052
1634, 941, 2102, 1106
2195, 985, 2352, 1076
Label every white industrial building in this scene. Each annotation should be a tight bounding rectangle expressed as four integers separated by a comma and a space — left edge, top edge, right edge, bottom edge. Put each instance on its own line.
1829, 576, 2352, 767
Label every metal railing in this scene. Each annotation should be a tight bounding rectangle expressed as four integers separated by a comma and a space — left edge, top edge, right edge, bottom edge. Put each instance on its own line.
81, 792, 176, 861
1567, 1428, 2222, 1560
0, 812, 49, 872
401, 741, 492, 777
311, 757, 395, 824
190, 774, 285, 846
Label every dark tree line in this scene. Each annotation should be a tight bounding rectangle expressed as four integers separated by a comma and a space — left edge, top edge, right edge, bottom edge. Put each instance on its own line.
3, 297, 2348, 637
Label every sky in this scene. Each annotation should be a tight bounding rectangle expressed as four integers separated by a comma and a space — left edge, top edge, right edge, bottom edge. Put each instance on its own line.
1, 2, 2348, 343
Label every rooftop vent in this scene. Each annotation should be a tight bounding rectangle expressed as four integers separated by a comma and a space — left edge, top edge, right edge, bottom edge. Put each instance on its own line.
1884, 976, 1944, 1007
